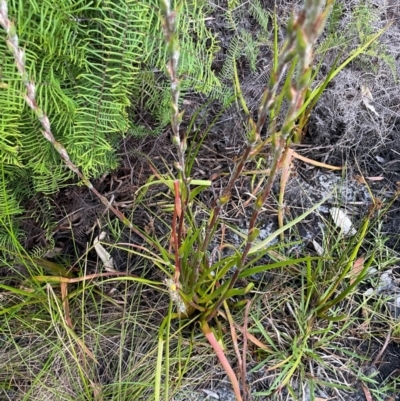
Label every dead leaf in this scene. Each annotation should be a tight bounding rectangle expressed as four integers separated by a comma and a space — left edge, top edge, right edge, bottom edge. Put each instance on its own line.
61, 282, 72, 328
43, 247, 64, 258
350, 256, 365, 284
90, 380, 103, 401
93, 232, 114, 271
144, 217, 155, 235
361, 384, 373, 401
218, 310, 273, 352
202, 389, 220, 399
312, 240, 324, 256
330, 208, 356, 236
354, 175, 367, 184
292, 151, 342, 170
361, 85, 379, 117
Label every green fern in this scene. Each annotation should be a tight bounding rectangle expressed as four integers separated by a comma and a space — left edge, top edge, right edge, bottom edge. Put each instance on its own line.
0, 171, 24, 219
1, 0, 221, 190
220, 35, 242, 83
325, 1, 344, 36
240, 28, 259, 73
215, 0, 273, 90
0, 165, 24, 252
249, 0, 269, 35
0, 0, 154, 249
316, 2, 397, 80
1, 0, 150, 189
351, 4, 397, 80
0, 0, 226, 249
0, 49, 24, 168
137, 0, 221, 130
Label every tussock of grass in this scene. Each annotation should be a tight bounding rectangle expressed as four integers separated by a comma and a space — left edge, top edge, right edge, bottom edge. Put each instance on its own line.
1, 215, 399, 399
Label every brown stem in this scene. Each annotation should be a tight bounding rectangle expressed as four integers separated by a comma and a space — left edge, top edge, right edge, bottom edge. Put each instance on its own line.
198, 144, 255, 263
172, 180, 181, 282
206, 0, 332, 320
197, 7, 306, 272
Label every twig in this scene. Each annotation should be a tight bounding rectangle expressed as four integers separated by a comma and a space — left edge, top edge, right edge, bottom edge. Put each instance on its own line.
372, 328, 392, 366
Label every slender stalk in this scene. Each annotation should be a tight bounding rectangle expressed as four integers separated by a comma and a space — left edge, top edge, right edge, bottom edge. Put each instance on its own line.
198, 1, 332, 273
201, 320, 243, 401
160, 0, 187, 182
160, 0, 192, 281
244, 0, 333, 267
206, 0, 333, 321
172, 180, 181, 282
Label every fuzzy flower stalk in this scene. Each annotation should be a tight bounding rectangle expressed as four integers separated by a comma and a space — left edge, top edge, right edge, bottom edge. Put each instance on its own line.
197, 1, 332, 271
205, 0, 333, 321
160, 0, 187, 181
160, 0, 192, 294
0, 0, 148, 241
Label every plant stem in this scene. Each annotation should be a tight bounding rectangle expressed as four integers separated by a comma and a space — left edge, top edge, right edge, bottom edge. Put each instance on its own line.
206, 0, 333, 321
201, 320, 243, 401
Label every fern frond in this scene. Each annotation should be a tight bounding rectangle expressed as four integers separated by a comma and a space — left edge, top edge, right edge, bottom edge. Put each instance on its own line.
220, 35, 241, 83
137, 0, 221, 129
325, 2, 343, 36
32, 165, 72, 195
0, 168, 24, 219
0, 163, 24, 251
240, 28, 259, 73
0, 45, 24, 167
209, 85, 235, 107
249, 0, 269, 34
0, 0, 158, 249
2, 0, 153, 185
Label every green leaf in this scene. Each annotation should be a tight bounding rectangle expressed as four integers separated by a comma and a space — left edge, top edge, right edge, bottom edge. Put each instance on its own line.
240, 257, 323, 278
249, 196, 329, 254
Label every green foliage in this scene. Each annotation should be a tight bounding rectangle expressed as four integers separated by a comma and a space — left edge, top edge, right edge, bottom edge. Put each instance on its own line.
137, 0, 221, 130
152, 2, 339, 397
219, 35, 242, 82
0, 166, 24, 251
0, 0, 222, 180
250, 0, 269, 34
351, 3, 397, 79
315, 2, 349, 54
0, 0, 151, 206
317, 1, 397, 80
0, 0, 223, 248
1, 2, 399, 400
217, 0, 271, 99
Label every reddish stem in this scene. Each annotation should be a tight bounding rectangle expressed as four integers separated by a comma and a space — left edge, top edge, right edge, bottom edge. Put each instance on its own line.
201, 320, 243, 401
